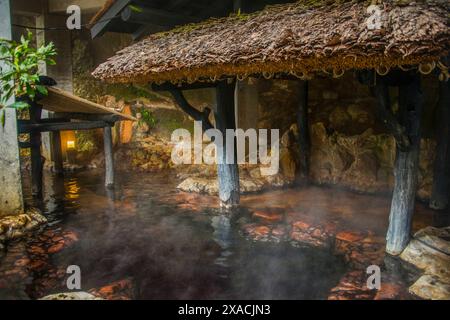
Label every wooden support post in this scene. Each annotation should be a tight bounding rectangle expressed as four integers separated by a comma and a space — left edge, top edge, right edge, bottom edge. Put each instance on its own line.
103, 125, 115, 188
51, 131, 64, 175
30, 103, 44, 197
296, 81, 310, 181
386, 75, 424, 255
430, 80, 450, 211
215, 81, 240, 208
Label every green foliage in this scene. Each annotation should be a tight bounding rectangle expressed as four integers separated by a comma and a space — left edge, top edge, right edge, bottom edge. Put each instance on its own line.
0, 31, 56, 125
137, 107, 157, 128
128, 4, 143, 13
75, 130, 98, 153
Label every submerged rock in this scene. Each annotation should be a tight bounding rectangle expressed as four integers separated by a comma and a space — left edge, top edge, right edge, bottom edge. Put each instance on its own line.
290, 220, 333, 249
40, 292, 103, 300
89, 279, 136, 300
328, 270, 375, 300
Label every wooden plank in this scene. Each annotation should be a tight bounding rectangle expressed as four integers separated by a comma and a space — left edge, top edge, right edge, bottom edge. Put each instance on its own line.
19, 120, 112, 133
386, 75, 424, 255
296, 81, 310, 181
53, 112, 122, 122
30, 103, 43, 197
51, 131, 64, 175
39, 87, 136, 121
103, 125, 115, 188
215, 81, 240, 207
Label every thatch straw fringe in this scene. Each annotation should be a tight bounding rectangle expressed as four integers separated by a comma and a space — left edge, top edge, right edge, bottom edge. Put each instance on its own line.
92, 0, 449, 84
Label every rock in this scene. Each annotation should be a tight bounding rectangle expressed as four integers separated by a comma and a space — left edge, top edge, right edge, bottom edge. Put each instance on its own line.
242, 224, 271, 242
414, 226, 450, 255
329, 107, 351, 132
0, 208, 47, 244
336, 231, 365, 243
47, 242, 65, 254
290, 220, 333, 249
409, 275, 450, 300
328, 270, 375, 300
239, 178, 265, 193
177, 177, 218, 195
264, 173, 292, 188
249, 167, 261, 179
374, 282, 406, 300
89, 279, 135, 300
40, 292, 103, 300
400, 227, 450, 281
279, 147, 296, 180
253, 210, 283, 222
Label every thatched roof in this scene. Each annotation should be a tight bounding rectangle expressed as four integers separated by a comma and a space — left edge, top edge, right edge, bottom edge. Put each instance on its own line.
92, 0, 449, 84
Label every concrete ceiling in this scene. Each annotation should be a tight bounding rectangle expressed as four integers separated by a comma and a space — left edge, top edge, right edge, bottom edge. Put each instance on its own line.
48, 0, 108, 13
13, 0, 108, 15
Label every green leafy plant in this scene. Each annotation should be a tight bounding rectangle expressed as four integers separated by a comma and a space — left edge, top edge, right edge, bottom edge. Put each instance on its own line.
137, 107, 157, 128
0, 31, 56, 125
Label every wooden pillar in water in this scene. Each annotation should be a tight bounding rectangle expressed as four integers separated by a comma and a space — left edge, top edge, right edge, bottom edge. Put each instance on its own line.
51, 131, 64, 175
296, 81, 310, 181
386, 75, 424, 255
30, 102, 44, 197
103, 125, 115, 188
430, 80, 450, 211
215, 81, 240, 207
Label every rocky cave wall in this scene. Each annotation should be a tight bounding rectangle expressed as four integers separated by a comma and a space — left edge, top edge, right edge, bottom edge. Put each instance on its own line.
256, 73, 439, 199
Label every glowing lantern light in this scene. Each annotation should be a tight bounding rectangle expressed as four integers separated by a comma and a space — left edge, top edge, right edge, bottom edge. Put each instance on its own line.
67, 140, 75, 149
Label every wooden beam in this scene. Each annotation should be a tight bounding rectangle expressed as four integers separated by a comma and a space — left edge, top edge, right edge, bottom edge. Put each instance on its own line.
430, 80, 450, 210
30, 103, 43, 197
168, 89, 213, 132
296, 81, 310, 181
51, 131, 64, 175
52, 112, 122, 122
373, 78, 411, 151
40, 87, 137, 121
120, 6, 199, 26
90, 0, 131, 39
19, 120, 112, 133
103, 125, 114, 188
215, 81, 240, 207
386, 74, 424, 255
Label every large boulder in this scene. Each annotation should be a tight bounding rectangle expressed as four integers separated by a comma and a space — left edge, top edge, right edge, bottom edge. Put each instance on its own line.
409, 275, 450, 300
40, 292, 103, 300
400, 227, 450, 300
400, 227, 450, 280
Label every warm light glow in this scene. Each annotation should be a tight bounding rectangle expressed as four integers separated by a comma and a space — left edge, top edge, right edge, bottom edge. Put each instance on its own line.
67, 140, 75, 149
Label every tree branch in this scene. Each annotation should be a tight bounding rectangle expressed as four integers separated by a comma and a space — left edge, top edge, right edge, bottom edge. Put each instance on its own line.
168, 89, 214, 132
